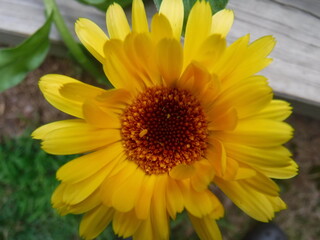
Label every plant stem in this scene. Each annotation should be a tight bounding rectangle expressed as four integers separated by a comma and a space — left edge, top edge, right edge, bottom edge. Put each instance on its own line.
42, 0, 112, 88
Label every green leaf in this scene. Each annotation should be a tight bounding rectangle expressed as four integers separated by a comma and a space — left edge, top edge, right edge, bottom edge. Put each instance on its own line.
153, 0, 161, 10
0, 14, 53, 92
152, 0, 229, 34
208, 0, 229, 13
75, 0, 133, 11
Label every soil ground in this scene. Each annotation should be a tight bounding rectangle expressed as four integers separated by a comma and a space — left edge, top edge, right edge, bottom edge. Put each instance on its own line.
1, 56, 319, 240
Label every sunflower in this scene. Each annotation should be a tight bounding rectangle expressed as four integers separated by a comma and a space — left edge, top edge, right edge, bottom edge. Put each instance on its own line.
32, 0, 298, 239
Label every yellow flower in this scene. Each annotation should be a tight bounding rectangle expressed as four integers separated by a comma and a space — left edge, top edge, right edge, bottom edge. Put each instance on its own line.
32, 0, 298, 239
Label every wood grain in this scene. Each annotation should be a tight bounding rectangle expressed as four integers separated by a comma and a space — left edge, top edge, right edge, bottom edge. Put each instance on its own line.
227, 0, 320, 117
0, 0, 319, 117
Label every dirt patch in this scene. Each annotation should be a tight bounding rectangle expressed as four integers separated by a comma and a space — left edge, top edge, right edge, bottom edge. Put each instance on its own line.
1, 55, 319, 239
1, 56, 68, 137
276, 115, 320, 240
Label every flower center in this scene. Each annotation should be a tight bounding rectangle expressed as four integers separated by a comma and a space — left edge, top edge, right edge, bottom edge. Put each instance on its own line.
121, 87, 208, 175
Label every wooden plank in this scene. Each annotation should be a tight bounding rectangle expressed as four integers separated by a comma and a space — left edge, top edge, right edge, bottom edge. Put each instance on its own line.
0, 0, 156, 43
0, 0, 319, 117
227, 0, 320, 116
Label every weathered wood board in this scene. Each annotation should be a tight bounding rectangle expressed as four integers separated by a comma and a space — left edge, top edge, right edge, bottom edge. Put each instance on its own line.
0, 0, 319, 117
227, 0, 320, 118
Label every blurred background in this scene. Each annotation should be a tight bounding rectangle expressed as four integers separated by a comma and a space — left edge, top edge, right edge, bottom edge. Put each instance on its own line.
0, 0, 319, 239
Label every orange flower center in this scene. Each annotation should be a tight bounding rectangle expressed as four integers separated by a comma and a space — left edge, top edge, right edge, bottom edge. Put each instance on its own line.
121, 87, 208, 174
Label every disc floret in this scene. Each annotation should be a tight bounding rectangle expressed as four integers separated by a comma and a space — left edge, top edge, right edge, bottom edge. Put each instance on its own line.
121, 87, 208, 174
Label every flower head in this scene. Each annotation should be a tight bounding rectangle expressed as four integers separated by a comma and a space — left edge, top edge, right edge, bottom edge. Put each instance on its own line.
32, 0, 298, 239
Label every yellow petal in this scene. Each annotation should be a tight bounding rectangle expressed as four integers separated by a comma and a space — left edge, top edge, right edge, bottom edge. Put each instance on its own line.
251, 100, 292, 121
135, 174, 157, 219
267, 196, 286, 212
217, 177, 274, 221
83, 99, 121, 129
210, 155, 256, 181
113, 210, 142, 238
215, 177, 285, 222
225, 142, 297, 179
184, 1, 212, 67
51, 183, 66, 211
94, 88, 133, 115
234, 164, 257, 180
217, 157, 239, 180
241, 173, 280, 196
180, 180, 216, 218
159, 0, 184, 39
212, 75, 272, 119
248, 35, 276, 58
211, 9, 234, 38
206, 138, 227, 176
75, 18, 108, 63
39, 74, 104, 118
151, 175, 169, 240
100, 161, 137, 207
112, 167, 145, 213
103, 39, 144, 94
210, 149, 257, 182
132, 0, 149, 33
124, 33, 161, 87
208, 193, 225, 219
60, 188, 101, 215
156, 38, 183, 87
198, 73, 221, 108
225, 143, 293, 167
166, 177, 184, 219
61, 165, 111, 205
133, 215, 153, 240
41, 122, 121, 155
190, 160, 215, 192
32, 119, 84, 140
194, 34, 226, 70
211, 34, 250, 83
59, 81, 106, 104
151, 13, 173, 43
106, 3, 130, 40
260, 161, 298, 179
224, 36, 276, 86
80, 205, 114, 240
188, 213, 222, 240
57, 142, 124, 183
169, 164, 196, 180
177, 62, 221, 107
216, 119, 293, 147
208, 106, 238, 131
